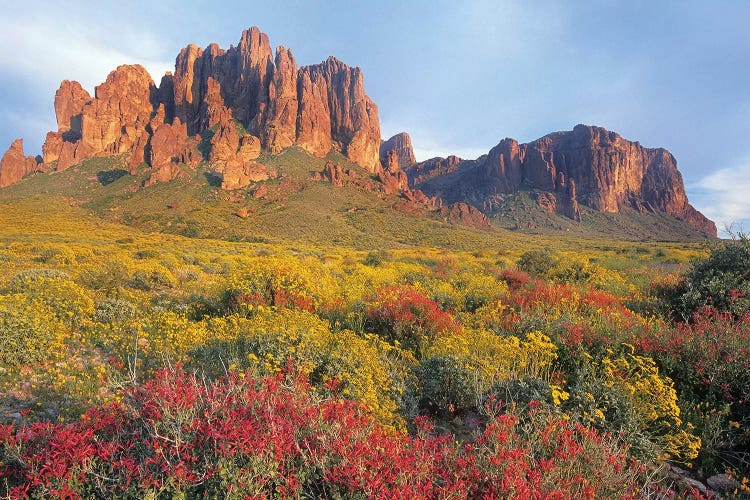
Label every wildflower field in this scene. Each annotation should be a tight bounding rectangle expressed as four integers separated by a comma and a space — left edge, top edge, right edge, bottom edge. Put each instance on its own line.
0, 199, 748, 498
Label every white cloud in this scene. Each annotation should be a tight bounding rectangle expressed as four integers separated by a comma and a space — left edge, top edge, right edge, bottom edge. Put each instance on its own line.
0, 9, 173, 94
688, 163, 750, 237
0, 6, 174, 153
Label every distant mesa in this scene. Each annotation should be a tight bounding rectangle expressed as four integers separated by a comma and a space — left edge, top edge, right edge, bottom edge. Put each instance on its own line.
0, 26, 716, 237
405, 124, 716, 237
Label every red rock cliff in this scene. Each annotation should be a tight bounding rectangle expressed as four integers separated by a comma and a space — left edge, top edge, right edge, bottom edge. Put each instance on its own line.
408, 124, 716, 237
0, 139, 40, 187
31, 26, 383, 183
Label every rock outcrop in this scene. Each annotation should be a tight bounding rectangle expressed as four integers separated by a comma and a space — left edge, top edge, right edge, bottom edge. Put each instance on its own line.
296, 57, 381, 171
54, 80, 91, 137
23, 26, 382, 189
439, 202, 491, 229
380, 132, 416, 170
407, 124, 715, 236
264, 47, 298, 153
0, 140, 41, 187
167, 28, 381, 171
41, 64, 158, 173
149, 117, 189, 169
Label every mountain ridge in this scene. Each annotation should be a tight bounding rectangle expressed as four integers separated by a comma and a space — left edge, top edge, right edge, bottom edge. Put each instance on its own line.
0, 26, 716, 238
405, 124, 716, 237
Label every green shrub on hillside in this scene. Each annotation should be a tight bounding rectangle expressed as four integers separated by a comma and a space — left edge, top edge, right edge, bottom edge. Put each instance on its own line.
517, 248, 558, 277
657, 235, 750, 321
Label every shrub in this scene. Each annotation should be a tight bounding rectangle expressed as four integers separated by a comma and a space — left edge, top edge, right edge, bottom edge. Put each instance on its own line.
0, 294, 63, 366
133, 249, 160, 259
565, 347, 701, 463
656, 236, 750, 322
221, 257, 326, 313
93, 299, 137, 325
127, 263, 176, 291
189, 309, 415, 426
0, 367, 645, 498
38, 245, 77, 265
7, 274, 93, 329
8, 269, 70, 287
417, 355, 475, 415
639, 307, 750, 474
365, 286, 458, 355
363, 250, 382, 266
517, 248, 558, 277
77, 260, 129, 294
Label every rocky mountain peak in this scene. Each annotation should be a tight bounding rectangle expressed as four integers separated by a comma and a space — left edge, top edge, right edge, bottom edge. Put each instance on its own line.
407, 124, 716, 237
380, 132, 416, 170
0, 26, 385, 191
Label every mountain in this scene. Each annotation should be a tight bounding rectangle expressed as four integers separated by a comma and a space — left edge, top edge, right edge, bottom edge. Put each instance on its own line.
0, 26, 716, 239
26, 27, 382, 189
406, 125, 716, 237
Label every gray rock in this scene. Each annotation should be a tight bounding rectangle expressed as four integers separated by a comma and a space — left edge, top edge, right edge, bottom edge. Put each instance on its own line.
706, 473, 740, 492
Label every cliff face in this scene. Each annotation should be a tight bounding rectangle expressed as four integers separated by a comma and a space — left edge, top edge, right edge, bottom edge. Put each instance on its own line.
1, 26, 383, 190
380, 132, 416, 170
407, 124, 716, 237
0, 139, 41, 187
165, 27, 380, 171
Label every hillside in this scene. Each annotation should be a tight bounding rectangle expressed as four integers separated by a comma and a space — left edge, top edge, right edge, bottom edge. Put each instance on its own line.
0, 26, 715, 241
1, 195, 748, 497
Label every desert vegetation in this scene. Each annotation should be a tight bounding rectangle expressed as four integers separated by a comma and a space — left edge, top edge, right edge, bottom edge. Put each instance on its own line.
0, 199, 747, 498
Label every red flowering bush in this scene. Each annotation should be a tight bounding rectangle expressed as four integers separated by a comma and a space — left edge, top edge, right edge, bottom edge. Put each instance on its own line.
0, 367, 644, 499
637, 307, 750, 474
365, 286, 458, 354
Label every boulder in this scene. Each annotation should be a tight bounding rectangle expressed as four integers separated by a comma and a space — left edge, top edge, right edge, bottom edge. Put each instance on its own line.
220, 161, 274, 190
0, 139, 40, 187
144, 164, 183, 187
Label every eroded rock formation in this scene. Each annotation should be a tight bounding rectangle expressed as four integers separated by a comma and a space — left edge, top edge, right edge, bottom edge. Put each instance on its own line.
166, 27, 381, 171
26, 26, 382, 187
0, 140, 41, 187
380, 132, 416, 170
407, 125, 714, 236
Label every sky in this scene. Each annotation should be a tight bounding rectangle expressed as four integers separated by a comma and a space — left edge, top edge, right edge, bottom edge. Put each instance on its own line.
1, 1, 748, 235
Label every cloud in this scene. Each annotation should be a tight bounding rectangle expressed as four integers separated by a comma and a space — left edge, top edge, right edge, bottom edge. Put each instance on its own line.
0, 11, 173, 94
688, 163, 750, 236
0, 5, 174, 153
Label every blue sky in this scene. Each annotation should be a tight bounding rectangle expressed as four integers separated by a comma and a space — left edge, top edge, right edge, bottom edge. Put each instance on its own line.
1, 1, 748, 234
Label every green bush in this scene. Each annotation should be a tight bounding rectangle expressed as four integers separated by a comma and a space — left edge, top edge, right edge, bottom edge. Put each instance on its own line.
417, 355, 475, 415
657, 236, 750, 321
517, 248, 558, 277
127, 264, 176, 291
77, 260, 129, 294
38, 245, 77, 265
94, 299, 137, 325
0, 294, 61, 366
